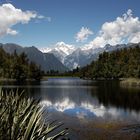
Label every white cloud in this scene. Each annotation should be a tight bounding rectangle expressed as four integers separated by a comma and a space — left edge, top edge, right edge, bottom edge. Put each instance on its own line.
75, 27, 93, 42
0, 3, 44, 37
46, 17, 51, 22
37, 15, 51, 22
37, 15, 45, 19
7, 28, 18, 35
129, 32, 140, 43
86, 9, 140, 49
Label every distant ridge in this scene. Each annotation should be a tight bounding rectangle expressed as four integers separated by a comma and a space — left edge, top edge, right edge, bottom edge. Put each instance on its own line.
1, 42, 139, 71
40, 42, 140, 69
0, 43, 68, 72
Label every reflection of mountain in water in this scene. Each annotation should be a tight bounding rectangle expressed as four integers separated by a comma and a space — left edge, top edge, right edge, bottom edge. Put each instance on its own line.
23, 79, 140, 121
2, 79, 140, 121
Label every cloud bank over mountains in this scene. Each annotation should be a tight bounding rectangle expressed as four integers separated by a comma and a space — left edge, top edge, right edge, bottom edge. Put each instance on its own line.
56, 9, 140, 50
0, 3, 43, 37
85, 9, 140, 49
45, 8, 140, 53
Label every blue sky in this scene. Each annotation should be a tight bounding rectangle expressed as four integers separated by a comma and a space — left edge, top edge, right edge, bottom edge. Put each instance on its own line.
0, 0, 140, 48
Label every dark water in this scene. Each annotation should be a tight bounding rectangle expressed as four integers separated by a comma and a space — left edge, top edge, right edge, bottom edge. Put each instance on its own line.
1, 78, 140, 123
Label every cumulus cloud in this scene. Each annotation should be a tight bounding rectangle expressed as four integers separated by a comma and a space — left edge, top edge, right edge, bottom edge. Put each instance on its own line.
75, 27, 93, 42
0, 3, 44, 37
86, 9, 140, 49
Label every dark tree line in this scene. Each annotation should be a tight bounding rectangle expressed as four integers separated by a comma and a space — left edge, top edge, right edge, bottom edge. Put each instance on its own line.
80, 45, 140, 79
0, 48, 42, 81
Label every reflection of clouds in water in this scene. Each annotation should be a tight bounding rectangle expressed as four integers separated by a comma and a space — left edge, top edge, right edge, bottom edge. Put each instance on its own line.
41, 98, 75, 112
76, 111, 88, 119
129, 110, 140, 120
40, 98, 140, 121
81, 102, 105, 117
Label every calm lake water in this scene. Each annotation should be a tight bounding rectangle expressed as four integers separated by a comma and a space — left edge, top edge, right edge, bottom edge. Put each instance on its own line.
1, 78, 140, 139
1, 78, 140, 140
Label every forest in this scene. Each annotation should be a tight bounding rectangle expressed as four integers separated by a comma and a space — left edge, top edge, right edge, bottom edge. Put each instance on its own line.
79, 45, 140, 79
0, 48, 42, 81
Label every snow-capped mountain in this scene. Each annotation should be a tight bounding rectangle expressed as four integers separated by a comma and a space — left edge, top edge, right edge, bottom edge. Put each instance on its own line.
40, 42, 106, 69
40, 42, 139, 70
40, 42, 104, 69
64, 47, 103, 69
40, 42, 76, 63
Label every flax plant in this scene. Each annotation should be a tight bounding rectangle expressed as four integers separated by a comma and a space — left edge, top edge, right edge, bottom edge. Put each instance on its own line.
0, 89, 68, 140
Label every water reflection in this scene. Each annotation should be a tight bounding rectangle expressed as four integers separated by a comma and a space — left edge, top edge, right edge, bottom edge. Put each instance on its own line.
1, 78, 140, 122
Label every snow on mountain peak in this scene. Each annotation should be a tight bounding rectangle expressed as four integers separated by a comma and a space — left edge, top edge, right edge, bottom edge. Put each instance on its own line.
40, 48, 51, 53
56, 41, 65, 46
40, 41, 76, 56
38, 42, 138, 70
39, 42, 76, 64
55, 41, 76, 55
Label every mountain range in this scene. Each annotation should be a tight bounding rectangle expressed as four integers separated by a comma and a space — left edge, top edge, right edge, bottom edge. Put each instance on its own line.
0, 43, 68, 72
0, 42, 139, 72
40, 42, 139, 69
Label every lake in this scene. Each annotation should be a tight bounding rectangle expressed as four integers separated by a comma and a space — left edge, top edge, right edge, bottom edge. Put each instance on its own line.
1, 78, 140, 139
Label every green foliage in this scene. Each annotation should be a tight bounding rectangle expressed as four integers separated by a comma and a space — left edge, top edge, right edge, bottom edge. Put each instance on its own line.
80, 45, 140, 79
0, 89, 68, 140
0, 48, 42, 81
29, 62, 42, 81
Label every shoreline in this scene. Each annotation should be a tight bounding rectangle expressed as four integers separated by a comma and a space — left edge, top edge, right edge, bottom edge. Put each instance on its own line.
0, 78, 39, 82
120, 78, 140, 87
42, 76, 79, 80
1, 77, 140, 87
81, 77, 140, 87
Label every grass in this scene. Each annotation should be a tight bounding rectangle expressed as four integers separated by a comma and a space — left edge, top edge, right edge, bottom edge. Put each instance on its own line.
120, 78, 140, 87
0, 89, 68, 140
